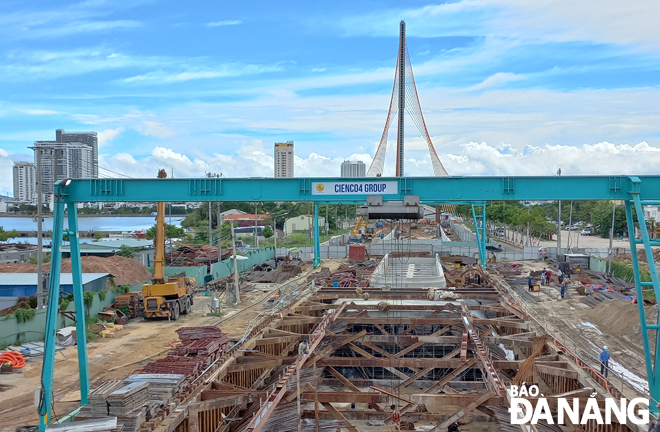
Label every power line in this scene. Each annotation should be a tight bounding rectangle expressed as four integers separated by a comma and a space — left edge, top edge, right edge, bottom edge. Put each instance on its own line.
99, 166, 131, 178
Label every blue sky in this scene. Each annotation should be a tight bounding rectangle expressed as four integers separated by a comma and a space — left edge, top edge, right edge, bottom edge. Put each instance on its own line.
1, 0, 660, 194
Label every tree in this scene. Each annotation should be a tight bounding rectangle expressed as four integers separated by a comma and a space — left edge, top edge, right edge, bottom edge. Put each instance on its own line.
262, 225, 273, 239
0, 226, 20, 243
93, 232, 104, 241
116, 245, 136, 258
145, 224, 185, 239
591, 201, 628, 238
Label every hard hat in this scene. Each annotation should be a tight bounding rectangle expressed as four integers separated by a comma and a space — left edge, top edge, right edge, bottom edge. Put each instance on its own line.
603, 346, 608, 351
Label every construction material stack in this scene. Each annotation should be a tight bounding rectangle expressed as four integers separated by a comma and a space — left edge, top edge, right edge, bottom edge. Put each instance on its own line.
76, 326, 230, 431
141, 326, 230, 382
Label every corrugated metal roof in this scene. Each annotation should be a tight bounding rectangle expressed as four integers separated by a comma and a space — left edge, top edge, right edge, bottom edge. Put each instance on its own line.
61, 238, 154, 253
95, 239, 154, 248
0, 273, 109, 286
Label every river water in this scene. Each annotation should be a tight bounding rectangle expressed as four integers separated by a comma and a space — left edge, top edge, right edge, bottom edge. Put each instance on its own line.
0, 216, 184, 244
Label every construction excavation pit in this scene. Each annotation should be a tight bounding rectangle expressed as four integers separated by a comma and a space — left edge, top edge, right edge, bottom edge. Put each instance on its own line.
32, 251, 647, 432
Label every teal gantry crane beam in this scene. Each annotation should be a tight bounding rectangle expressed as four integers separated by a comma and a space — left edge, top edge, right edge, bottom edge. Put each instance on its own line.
38, 175, 660, 429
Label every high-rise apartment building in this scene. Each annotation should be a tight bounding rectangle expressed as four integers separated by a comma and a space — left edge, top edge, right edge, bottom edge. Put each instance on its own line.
274, 141, 294, 178
340, 160, 366, 178
13, 161, 36, 204
33, 129, 98, 203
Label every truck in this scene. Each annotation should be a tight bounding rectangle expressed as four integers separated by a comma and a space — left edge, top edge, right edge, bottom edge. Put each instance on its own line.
142, 170, 196, 320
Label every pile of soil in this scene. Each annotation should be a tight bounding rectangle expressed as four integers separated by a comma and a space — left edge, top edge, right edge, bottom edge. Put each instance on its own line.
0, 256, 152, 286
585, 299, 659, 342
612, 249, 660, 264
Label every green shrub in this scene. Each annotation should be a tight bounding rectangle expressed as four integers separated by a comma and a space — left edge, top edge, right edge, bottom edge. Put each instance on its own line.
113, 284, 130, 294
97, 290, 107, 302
83, 292, 95, 314
14, 308, 36, 323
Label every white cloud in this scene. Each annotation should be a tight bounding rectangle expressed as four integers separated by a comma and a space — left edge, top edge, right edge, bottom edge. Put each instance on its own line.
468, 72, 526, 90
92, 140, 660, 183
17, 109, 59, 115
122, 63, 285, 84
339, 0, 660, 50
98, 127, 125, 147
24, 20, 141, 38
206, 20, 242, 27
136, 121, 175, 138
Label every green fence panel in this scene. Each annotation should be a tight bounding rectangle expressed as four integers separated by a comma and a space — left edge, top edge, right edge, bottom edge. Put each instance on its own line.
210, 247, 275, 280
0, 290, 117, 347
589, 256, 608, 273
164, 266, 207, 286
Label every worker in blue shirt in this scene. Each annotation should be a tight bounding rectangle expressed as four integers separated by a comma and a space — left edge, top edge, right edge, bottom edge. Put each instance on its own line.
560, 283, 566, 300
528, 277, 533, 291
600, 346, 610, 378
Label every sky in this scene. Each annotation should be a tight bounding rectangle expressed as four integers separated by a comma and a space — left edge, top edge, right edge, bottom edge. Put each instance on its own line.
1, 0, 660, 195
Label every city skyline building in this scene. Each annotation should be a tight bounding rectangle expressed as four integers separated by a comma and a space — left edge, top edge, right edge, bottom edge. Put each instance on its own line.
12, 161, 36, 204
274, 141, 294, 178
340, 160, 366, 178
33, 129, 98, 203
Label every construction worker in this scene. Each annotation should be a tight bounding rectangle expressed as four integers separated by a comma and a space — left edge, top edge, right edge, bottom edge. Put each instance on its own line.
541, 269, 546, 285
560, 283, 566, 300
527, 276, 533, 292
558, 269, 564, 284
600, 346, 610, 378
299, 339, 309, 357
390, 405, 401, 429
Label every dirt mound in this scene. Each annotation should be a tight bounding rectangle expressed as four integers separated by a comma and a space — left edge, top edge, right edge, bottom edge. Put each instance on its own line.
613, 248, 660, 264
585, 299, 659, 342
0, 256, 152, 286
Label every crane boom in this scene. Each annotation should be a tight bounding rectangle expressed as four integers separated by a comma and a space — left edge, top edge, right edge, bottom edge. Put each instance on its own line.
153, 201, 166, 283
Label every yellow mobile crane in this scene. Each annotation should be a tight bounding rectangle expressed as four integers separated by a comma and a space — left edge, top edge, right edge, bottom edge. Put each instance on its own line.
142, 170, 196, 320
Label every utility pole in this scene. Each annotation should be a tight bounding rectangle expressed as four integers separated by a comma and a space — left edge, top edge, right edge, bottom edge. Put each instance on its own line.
35, 148, 44, 309
608, 202, 616, 275
254, 203, 259, 248
557, 201, 562, 262
568, 201, 574, 253
217, 202, 222, 264
231, 222, 241, 304
208, 202, 212, 249
326, 204, 329, 235
526, 205, 530, 247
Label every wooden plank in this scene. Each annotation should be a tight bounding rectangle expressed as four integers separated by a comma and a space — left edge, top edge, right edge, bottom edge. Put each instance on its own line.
431, 391, 494, 432
396, 327, 451, 358
301, 392, 386, 403
46, 418, 118, 432
373, 323, 389, 335
407, 393, 502, 407
254, 335, 302, 346
227, 359, 284, 372
426, 359, 477, 394
192, 393, 260, 413
394, 367, 434, 390
322, 402, 360, 432
536, 364, 578, 379
338, 329, 368, 346
339, 317, 528, 329
326, 367, 362, 393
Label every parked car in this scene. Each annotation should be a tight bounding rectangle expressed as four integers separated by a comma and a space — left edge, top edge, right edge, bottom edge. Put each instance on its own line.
581, 227, 591, 235
494, 228, 505, 236
567, 225, 579, 231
